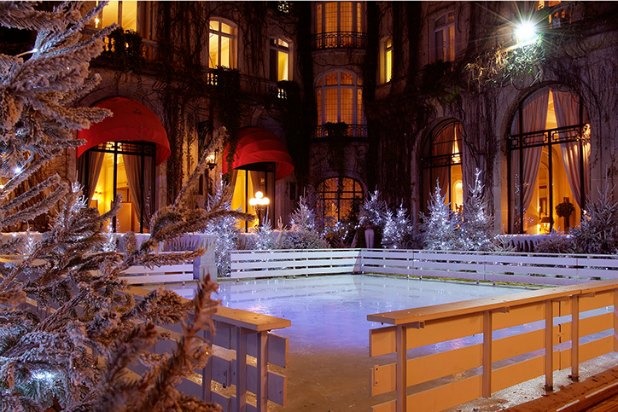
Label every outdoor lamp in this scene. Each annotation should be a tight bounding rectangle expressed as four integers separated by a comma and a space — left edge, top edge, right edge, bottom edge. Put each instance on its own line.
514, 20, 538, 46
206, 149, 218, 170
249, 191, 270, 227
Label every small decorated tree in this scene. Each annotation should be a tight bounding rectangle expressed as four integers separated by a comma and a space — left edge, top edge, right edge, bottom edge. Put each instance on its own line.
569, 185, 618, 254
382, 203, 414, 249
460, 169, 494, 251
421, 180, 461, 250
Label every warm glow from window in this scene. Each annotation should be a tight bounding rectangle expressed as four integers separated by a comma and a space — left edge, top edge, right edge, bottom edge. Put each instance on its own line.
97, 0, 137, 31
209, 19, 236, 69
381, 37, 393, 83
271, 38, 290, 81
316, 71, 364, 130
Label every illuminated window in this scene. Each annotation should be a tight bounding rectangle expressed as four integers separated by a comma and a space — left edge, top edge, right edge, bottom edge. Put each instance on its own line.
315, 2, 365, 48
508, 87, 590, 234
315, 70, 365, 136
380, 37, 393, 84
78, 141, 155, 233
317, 177, 363, 223
433, 11, 455, 62
420, 122, 464, 212
95, 0, 137, 31
270, 38, 290, 81
209, 18, 237, 69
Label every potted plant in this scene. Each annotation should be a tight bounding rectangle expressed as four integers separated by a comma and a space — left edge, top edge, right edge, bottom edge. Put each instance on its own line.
556, 197, 575, 232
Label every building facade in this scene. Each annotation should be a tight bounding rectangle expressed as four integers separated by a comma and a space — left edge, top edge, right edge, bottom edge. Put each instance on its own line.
8, 1, 616, 237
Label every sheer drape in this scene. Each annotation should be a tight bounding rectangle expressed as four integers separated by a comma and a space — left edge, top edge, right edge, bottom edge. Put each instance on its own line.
123, 153, 144, 228
552, 88, 590, 208
432, 125, 455, 197
79, 151, 104, 201
517, 90, 549, 214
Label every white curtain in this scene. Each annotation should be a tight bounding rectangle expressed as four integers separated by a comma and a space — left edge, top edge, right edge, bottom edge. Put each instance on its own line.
81, 151, 104, 201
123, 153, 142, 226
552, 88, 590, 208
515, 90, 549, 215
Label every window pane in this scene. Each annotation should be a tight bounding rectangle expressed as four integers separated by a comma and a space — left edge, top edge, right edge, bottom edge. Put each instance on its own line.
325, 88, 338, 122
101, 0, 119, 28
277, 50, 288, 81
340, 88, 353, 124
325, 2, 338, 32
121, 0, 137, 31
220, 36, 231, 67
209, 33, 219, 68
340, 2, 352, 32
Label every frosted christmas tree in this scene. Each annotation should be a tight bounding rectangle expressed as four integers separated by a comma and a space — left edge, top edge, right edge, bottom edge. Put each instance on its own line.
460, 169, 494, 251
0, 3, 229, 410
421, 180, 461, 250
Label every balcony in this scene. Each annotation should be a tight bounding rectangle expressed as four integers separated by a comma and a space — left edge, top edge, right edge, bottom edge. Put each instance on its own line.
315, 122, 367, 139
313, 31, 367, 49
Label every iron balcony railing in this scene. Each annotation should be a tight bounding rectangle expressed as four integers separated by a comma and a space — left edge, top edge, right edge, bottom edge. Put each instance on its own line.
313, 31, 367, 49
315, 123, 368, 139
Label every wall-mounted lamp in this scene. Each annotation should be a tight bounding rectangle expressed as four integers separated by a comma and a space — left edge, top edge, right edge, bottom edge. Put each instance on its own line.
206, 149, 218, 170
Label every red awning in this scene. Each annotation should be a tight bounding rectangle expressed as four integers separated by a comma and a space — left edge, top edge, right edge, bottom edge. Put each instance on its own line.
223, 127, 294, 179
76, 97, 171, 165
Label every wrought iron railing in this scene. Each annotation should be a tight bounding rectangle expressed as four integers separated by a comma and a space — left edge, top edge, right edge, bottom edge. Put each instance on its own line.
313, 31, 367, 49
315, 123, 368, 139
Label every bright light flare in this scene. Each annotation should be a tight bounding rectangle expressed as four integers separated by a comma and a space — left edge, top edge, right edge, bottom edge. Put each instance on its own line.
514, 20, 538, 46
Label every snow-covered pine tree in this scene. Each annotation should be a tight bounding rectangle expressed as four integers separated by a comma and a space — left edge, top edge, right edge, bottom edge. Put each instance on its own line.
421, 180, 461, 250
569, 184, 618, 254
282, 195, 329, 249
0, 3, 233, 410
382, 203, 414, 249
460, 169, 494, 251
202, 180, 244, 277
359, 189, 388, 230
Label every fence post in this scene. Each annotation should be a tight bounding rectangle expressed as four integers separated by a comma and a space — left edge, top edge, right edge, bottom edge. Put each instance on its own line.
482, 310, 493, 397
396, 325, 407, 412
256, 331, 269, 411
236, 327, 249, 411
570, 295, 580, 382
544, 300, 554, 391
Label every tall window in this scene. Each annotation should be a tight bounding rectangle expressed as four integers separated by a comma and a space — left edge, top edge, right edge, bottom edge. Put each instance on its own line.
380, 37, 393, 84
315, 70, 365, 137
209, 18, 237, 69
317, 177, 363, 223
315, 2, 365, 48
420, 122, 464, 212
433, 11, 455, 62
95, 0, 137, 31
270, 37, 290, 81
230, 163, 275, 232
79, 142, 155, 233
508, 87, 590, 234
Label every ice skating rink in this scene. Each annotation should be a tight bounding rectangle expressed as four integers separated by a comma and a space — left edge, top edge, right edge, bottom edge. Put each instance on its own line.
172, 274, 529, 411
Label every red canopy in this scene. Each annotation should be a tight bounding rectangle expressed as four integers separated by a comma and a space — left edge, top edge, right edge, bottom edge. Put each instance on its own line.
223, 127, 294, 179
76, 97, 171, 165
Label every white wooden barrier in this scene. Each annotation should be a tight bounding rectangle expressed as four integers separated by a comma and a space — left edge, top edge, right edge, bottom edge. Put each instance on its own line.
360, 249, 618, 286
131, 287, 291, 411
229, 248, 361, 279
367, 280, 618, 412
119, 233, 217, 285
228, 248, 618, 285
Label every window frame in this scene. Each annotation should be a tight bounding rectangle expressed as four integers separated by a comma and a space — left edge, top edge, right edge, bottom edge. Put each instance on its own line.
316, 176, 364, 223
269, 37, 292, 82
315, 70, 365, 137
208, 17, 238, 69
431, 11, 456, 63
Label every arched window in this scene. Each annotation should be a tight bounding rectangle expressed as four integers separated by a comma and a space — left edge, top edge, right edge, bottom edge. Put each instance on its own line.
420, 121, 464, 212
314, 1, 365, 48
78, 141, 155, 233
508, 87, 590, 234
317, 177, 364, 223
315, 70, 365, 138
209, 18, 237, 69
